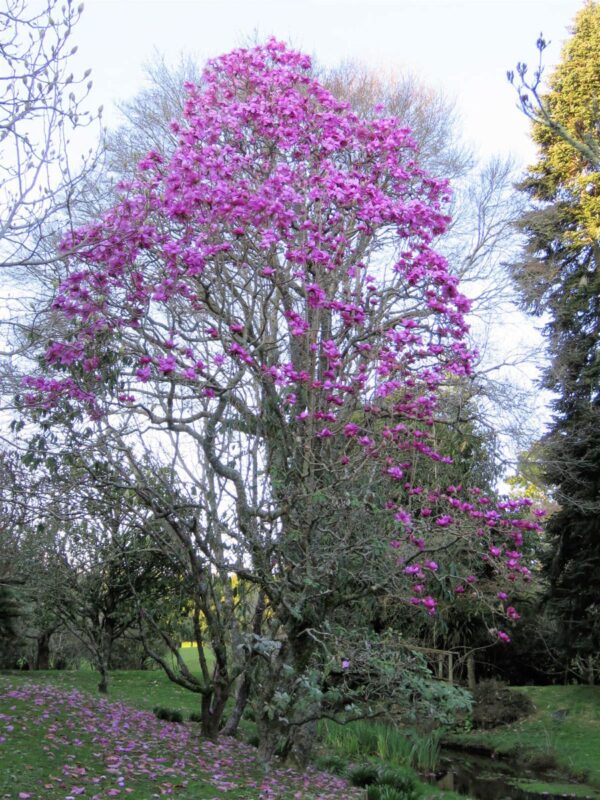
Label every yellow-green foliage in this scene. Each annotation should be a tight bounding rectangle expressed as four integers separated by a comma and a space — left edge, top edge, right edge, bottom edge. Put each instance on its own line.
530, 1, 600, 244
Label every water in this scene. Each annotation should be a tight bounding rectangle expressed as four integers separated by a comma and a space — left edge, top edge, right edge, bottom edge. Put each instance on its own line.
431, 748, 599, 800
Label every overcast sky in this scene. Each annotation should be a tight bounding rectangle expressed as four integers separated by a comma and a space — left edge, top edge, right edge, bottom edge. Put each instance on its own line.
73, 0, 583, 166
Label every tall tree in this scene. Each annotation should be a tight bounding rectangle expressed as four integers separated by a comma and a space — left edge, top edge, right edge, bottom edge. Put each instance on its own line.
24, 40, 541, 762
510, 2, 600, 663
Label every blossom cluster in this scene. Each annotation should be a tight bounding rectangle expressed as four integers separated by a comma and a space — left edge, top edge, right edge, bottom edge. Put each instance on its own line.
22, 39, 543, 639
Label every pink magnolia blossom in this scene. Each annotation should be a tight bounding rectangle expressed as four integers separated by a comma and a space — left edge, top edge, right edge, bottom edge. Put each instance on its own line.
21, 38, 544, 643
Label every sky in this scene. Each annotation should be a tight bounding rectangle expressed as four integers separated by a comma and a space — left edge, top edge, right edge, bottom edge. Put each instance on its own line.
73, 0, 585, 166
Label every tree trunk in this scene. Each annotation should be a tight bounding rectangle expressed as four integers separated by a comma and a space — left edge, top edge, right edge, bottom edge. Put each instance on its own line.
257, 712, 284, 769
97, 628, 114, 694
222, 592, 264, 737
200, 684, 229, 739
288, 716, 318, 769
221, 673, 251, 737
98, 662, 109, 693
34, 630, 52, 670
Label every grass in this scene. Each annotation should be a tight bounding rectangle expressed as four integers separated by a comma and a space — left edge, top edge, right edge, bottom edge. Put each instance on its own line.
321, 719, 412, 766
319, 720, 467, 799
3, 668, 204, 717
446, 685, 600, 787
320, 718, 442, 771
0, 665, 469, 800
512, 779, 599, 797
16, 643, 214, 719
0, 672, 363, 800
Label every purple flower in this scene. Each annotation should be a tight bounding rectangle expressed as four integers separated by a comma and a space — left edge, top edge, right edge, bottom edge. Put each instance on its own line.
157, 355, 177, 374
387, 466, 404, 480
394, 510, 412, 526
422, 596, 437, 615
316, 427, 334, 438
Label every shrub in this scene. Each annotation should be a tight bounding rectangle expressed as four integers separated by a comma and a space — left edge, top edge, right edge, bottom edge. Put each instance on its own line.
526, 751, 559, 771
246, 732, 260, 748
377, 766, 417, 793
348, 764, 379, 787
153, 707, 184, 724
109, 635, 166, 670
189, 712, 202, 723
377, 767, 418, 800
471, 680, 534, 729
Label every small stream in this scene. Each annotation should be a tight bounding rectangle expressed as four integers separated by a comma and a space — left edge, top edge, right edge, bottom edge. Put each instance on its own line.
428, 748, 600, 800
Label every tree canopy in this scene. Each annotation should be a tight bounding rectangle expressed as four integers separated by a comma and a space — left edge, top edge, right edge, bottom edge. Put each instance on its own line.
510, 1, 600, 661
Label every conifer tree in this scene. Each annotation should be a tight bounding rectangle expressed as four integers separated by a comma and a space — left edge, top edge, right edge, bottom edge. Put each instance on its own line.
511, 2, 600, 662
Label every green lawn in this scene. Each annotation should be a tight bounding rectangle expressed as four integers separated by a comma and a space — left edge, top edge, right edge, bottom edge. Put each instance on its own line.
3, 666, 204, 717
8, 667, 600, 799
0, 665, 464, 800
446, 685, 600, 787
0, 670, 368, 799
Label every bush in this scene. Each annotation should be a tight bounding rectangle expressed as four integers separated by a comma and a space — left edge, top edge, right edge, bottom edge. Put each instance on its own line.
246, 732, 260, 748
48, 630, 85, 670
153, 707, 184, 724
0, 638, 28, 669
471, 680, 534, 729
377, 766, 417, 793
313, 754, 347, 775
189, 712, 202, 723
349, 764, 379, 787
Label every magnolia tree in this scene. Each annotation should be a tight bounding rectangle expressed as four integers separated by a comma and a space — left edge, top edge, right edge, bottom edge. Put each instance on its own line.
24, 40, 543, 763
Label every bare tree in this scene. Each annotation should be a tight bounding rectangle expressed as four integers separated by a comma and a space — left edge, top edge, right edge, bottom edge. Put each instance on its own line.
0, 0, 105, 437
1, 0, 101, 268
